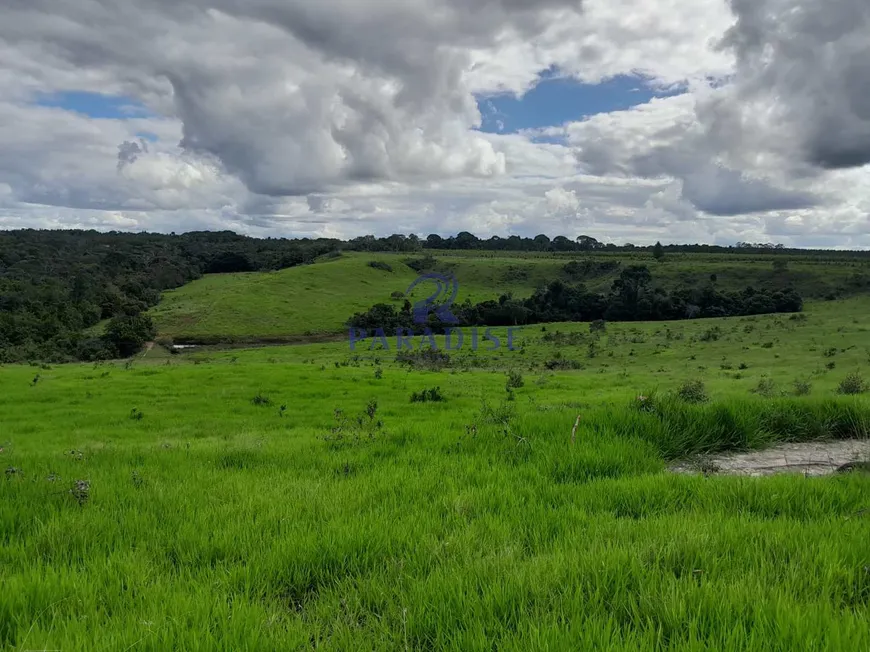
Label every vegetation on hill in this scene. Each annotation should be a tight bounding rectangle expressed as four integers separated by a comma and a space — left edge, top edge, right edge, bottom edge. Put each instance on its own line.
2, 229, 869, 361
0, 230, 341, 362
349, 264, 804, 331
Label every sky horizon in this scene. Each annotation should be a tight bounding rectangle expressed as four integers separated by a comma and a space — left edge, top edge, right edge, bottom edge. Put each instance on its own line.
1, 0, 869, 248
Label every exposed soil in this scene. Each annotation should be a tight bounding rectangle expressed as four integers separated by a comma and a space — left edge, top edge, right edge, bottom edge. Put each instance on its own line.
670, 439, 870, 477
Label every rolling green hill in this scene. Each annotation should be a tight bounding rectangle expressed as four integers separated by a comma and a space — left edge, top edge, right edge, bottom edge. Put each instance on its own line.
148, 250, 870, 343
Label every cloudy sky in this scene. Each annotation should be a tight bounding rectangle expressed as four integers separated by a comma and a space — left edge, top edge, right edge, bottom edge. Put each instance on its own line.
1, 0, 869, 246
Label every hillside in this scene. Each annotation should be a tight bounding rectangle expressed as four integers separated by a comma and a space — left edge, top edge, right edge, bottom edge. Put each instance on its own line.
3, 229, 869, 361
149, 250, 870, 343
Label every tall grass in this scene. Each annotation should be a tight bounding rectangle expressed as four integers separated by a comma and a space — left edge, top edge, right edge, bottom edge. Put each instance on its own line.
587, 395, 870, 459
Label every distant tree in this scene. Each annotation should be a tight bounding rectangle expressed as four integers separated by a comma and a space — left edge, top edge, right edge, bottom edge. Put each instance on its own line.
533, 234, 552, 251
551, 235, 573, 251
102, 314, 156, 358
575, 235, 603, 251
454, 231, 479, 249
653, 241, 665, 262
385, 234, 407, 251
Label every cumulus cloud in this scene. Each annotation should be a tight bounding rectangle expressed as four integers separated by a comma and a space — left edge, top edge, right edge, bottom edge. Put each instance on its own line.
0, 0, 869, 247
560, 94, 818, 216
705, 0, 870, 171
3, 0, 590, 194
117, 139, 148, 171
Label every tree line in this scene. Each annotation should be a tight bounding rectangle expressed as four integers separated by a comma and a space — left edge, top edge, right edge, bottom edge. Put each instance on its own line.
348, 265, 804, 332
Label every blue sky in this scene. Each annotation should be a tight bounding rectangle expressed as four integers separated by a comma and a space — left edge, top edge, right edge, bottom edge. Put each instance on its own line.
37, 79, 681, 139
35, 90, 151, 120
476, 74, 685, 134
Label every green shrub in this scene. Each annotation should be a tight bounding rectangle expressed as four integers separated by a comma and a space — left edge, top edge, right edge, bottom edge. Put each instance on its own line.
368, 260, 393, 273
751, 378, 779, 398
677, 379, 709, 404
102, 314, 156, 358
837, 373, 867, 395
505, 370, 524, 389
545, 359, 583, 370
792, 379, 812, 396
404, 254, 438, 273
698, 327, 721, 342
410, 387, 445, 403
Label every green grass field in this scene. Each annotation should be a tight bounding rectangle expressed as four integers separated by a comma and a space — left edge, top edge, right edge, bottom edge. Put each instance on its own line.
3, 289, 870, 649
148, 251, 870, 342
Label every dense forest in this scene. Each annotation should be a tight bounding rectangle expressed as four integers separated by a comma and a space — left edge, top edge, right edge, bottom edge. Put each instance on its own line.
0, 230, 342, 362
348, 265, 805, 333
0, 229, 858, 362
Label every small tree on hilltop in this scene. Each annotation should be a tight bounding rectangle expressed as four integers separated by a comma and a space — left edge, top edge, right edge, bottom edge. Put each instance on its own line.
653, 241, 665, 262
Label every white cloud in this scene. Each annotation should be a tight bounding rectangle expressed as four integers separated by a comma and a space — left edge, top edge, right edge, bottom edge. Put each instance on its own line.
0, 0, 868, 247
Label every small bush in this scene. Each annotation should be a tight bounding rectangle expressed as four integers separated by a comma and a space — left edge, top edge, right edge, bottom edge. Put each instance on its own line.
323, 400, 383, 447
505, 370, 524, 389
751, 378, 779, 398
633, 392, 658, 413
129, 408, 144, 421
698, 327, 721, 342
837, 373, 867, 395
410, 387, 445, 403
390, 291, 405, 300
544, 359, 583, 370
374, 368, 383, 380
251, 393, 272, 406
677, 379, 709, 404
823, 347, 838, 358
792, 379, 812, 396
368, 260, 393, 273
590, 320, 607, 333
396, 349, 451, 371
404, 254, 438, 273
69, 480, 91, 506
761, 342, 774, 349
826, 361, 836, 370
738, 362, 749, 370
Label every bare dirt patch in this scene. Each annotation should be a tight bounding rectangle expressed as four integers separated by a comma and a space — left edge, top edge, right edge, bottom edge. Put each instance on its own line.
670, 440, 870, 477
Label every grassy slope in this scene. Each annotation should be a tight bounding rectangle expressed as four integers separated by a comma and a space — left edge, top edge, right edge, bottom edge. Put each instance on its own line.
159, 296, 870, 400
2, 297, 870, 649
148, 251, 870, 341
